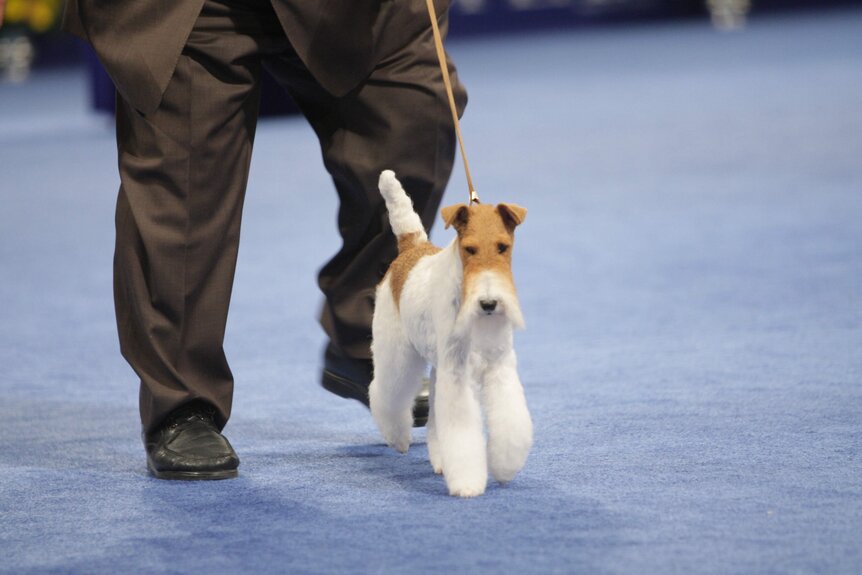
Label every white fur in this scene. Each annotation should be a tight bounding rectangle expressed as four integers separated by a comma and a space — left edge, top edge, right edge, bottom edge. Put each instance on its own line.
379, 170, 428, 242
454, 270, 525, 338
370, 172, 533, 498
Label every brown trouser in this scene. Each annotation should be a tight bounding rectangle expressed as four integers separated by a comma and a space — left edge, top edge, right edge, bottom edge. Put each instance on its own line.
114, 0, 466, 433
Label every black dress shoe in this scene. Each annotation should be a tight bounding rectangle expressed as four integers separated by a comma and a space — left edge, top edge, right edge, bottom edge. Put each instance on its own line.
321, 344, 430, 427
144, 401, 239, 480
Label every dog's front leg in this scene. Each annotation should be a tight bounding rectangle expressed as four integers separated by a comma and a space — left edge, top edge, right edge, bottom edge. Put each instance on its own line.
482, 351, 533, 484
435, 355, 487, 497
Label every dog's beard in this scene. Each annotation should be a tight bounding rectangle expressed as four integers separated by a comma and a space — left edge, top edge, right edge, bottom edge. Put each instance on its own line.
453, 270, 525, 338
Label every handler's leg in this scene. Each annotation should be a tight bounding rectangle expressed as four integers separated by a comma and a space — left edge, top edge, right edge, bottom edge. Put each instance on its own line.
265, 1, 467, 405
316, 23, 467, 363
114, 0, 278, 437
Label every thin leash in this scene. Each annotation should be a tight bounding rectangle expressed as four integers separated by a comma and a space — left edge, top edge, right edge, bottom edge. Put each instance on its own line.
425, 0, 480, 205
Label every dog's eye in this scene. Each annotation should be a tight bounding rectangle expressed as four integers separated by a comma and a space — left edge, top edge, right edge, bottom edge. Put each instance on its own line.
464, 246, 477, 256
497, 243, 509, 254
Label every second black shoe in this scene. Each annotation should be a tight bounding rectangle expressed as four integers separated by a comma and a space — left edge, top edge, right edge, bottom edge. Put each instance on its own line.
321, 344, 430, 427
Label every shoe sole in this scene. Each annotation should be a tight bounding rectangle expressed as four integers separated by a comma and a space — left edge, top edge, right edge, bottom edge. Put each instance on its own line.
321, 368, 370, 404
321, 368, 429, 428
147, 459, 238, 481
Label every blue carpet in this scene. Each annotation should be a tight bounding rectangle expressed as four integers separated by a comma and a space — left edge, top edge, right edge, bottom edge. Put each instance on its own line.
2, 9, 861, 574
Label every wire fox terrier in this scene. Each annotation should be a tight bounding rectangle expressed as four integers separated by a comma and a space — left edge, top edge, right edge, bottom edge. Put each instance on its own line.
370, 171, 533, 498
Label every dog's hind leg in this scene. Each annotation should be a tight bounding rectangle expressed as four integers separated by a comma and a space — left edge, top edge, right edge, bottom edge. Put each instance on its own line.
370, 346, 425, 454
426, 368, 443, 474
482, 351, 533, 483
370, 287, 426, 453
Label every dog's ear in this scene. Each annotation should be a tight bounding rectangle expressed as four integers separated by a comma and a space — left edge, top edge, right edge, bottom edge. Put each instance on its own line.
441, 203, 469, 230
497, 203, 527, 230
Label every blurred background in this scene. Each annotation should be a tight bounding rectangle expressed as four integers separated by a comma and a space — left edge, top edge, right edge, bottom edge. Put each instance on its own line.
2, 0, 860, 109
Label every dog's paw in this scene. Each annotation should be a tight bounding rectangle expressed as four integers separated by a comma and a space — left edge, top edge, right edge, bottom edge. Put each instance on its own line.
489, 450, 530, 484
371, 402, 413, 454
490, 465, 519, 484
390, 439, 410, 454
373, 411, 411, 453
428, 442, 443, 473
382, 430, 411, 454
447, 481, 486, 498
488, 424, 532, 484
431, 460, 443, 475
444, 470, 487, 498
488, 439, 530, 483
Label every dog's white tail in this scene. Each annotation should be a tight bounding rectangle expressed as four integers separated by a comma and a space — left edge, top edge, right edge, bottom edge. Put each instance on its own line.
379, 170, 428, 252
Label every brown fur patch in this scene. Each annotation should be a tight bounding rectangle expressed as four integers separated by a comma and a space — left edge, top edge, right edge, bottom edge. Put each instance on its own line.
397, 232, 425, 252
461, 208, 515, 297
387, 240, 442, 308
444, 203, 526, 303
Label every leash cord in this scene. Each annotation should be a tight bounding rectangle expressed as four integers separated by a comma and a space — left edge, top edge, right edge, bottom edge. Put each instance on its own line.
425, 0, 480, 205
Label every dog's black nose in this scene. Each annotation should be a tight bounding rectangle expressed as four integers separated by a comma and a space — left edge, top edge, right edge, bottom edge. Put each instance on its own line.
480, 299, 497, 313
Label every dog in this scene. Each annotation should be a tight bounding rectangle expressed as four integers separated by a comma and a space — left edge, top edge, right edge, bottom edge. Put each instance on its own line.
369, 170, 532, 497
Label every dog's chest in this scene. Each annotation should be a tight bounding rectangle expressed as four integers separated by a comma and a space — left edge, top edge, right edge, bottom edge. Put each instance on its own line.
398, 255, 459, 364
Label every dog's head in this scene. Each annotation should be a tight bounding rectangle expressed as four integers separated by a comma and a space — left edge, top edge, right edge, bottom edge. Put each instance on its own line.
441, 202, 527, 331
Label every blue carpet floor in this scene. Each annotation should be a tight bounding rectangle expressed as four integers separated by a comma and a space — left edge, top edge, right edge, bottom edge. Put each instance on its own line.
2, 8, 861, 574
